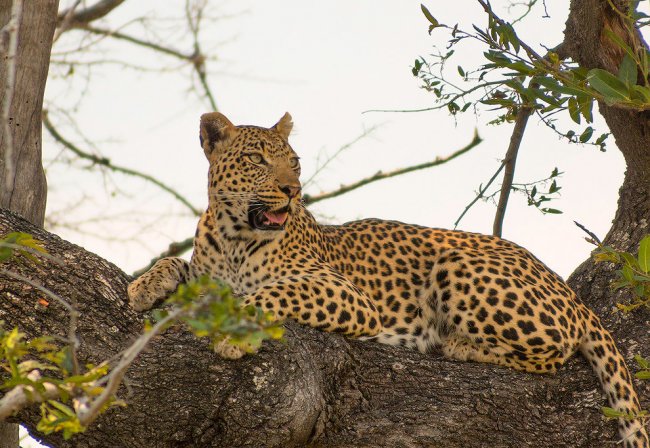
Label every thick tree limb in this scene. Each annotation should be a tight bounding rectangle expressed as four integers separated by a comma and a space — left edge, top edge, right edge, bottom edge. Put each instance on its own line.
1, 208, 647, 447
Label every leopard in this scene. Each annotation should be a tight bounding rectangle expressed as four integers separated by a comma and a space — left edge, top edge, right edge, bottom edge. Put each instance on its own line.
128, 111, 649, 447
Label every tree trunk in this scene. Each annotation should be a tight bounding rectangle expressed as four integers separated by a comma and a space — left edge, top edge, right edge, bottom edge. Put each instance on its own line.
1, 207, 646, 447
0, 2, 58, 446
0, 0, 58, 226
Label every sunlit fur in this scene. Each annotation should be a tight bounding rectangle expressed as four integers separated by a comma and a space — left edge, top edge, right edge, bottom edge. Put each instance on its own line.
129, 113, 649, 448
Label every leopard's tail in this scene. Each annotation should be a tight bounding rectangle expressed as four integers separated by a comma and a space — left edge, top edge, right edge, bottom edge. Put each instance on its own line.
579, 309, 648, 448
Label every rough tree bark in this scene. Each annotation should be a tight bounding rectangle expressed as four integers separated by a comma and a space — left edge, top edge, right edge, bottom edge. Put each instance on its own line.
1, 0, 649, 447
1, 207, 646, 448
0, 0, 57, 225
0, 1, 58, 446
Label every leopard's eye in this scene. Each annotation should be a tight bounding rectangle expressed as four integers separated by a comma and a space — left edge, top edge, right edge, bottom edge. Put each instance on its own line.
289, 157, 300, 169
245, 153, 264, 165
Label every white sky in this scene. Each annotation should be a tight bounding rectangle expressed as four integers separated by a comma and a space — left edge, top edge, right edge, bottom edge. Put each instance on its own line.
21, 0, 649, 443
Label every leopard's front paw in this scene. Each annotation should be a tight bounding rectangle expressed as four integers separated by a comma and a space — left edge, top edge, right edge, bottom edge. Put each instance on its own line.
127, 278, 161, 312
214, 338, 256, 360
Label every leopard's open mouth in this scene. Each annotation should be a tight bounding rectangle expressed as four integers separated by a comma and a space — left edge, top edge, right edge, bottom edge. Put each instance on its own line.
247, 204, 290, 231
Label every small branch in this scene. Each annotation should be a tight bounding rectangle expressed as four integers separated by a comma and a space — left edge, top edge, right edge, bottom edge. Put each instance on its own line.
76, 21, 218, 110
53, 0, 81, 41
57, 0, 126, 28
363, 81, 504, 114
185, 0, 218, 111
43, 111, 202, 217
303, 125, 380, 189
77, 306, 183, 427
492, 105, 533, 237
303, 130, 482, 205
0, 0, 23, 200
574, 221, 603, 246
132, 237, 194, 277
454, 162, 506, 229
0, 371, 59, 421
80, 25, 192, 61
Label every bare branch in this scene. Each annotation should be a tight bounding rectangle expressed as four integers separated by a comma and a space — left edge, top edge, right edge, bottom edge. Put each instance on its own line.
454, 162, 505, 229
80, 25, 193, 61
1, 0, 23, 199
53, 0, 81, 41
185, 0, 217, 111
574, 221, 603, 246
492, 105, 533, 236
57, 0, 126, 28
303, 124, 381, 189
303, 130, 482, 205
43, 111, 202, 217
132, 237, 194, 277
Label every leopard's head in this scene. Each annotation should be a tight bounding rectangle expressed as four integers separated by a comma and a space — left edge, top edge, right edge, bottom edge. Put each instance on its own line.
199, 112, 302, 236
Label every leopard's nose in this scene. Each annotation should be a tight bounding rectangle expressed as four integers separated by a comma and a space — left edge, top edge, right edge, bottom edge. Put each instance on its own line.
280, 184, 301, 198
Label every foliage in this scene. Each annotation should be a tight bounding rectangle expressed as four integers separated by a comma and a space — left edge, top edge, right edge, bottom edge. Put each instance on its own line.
0, 233, 284, 439
152, 275, 285, 354
416, 1, 650, 221
0, 325, 115, 440
417, 2, 650, 131
594, 234, 650, 312
593, 234, 650, 420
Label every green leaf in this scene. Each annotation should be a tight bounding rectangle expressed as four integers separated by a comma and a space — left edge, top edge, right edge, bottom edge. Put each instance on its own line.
602, 406, 625, 418
635, 354, 650, 369
638, 235, 650, 273
568, 97, 580, 124
457, 65, 465, 77
630, 85, 650, 103
420, 4, 439, 28
579, 126, 593, 143
577, 94, 594, 123
635, 371, 650, 380
618, 54, 638, 87
587, 69, 631, 104
541, 208, 563, 214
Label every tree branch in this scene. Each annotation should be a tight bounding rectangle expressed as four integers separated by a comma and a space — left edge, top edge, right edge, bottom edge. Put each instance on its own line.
492, 105, 532, 236
42, 111, 202, 217
1, 207, 644, 447
302, 130, 482, 204
454, 161, 506, 229
57, 0, 126, 28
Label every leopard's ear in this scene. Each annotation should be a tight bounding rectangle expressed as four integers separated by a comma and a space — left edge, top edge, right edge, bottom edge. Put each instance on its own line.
200, 112, 238, 159
271, 112, 293, 141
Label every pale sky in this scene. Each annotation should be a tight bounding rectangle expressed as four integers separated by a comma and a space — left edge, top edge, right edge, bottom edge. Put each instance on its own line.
21, 0, 649, 443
